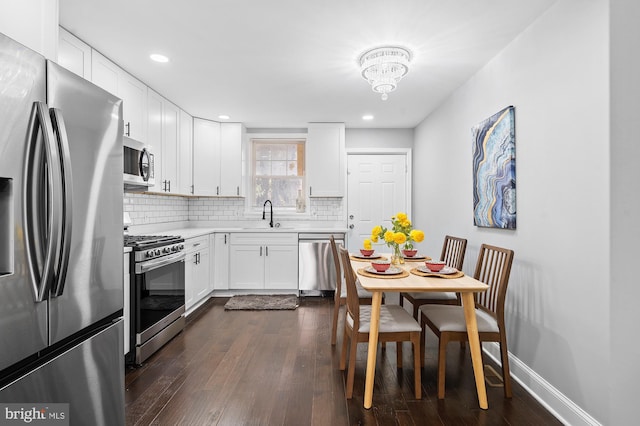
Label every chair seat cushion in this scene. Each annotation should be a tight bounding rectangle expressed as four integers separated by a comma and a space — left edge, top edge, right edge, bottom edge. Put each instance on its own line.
405, 291, 457, 301
419, 305, 499, 333
347, 305, 421, 333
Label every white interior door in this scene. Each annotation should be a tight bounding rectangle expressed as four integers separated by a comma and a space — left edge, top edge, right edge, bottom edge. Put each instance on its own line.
347, 154, 409, 252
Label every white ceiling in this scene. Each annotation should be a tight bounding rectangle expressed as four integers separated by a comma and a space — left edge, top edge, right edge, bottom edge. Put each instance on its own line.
59, 0, 555, 129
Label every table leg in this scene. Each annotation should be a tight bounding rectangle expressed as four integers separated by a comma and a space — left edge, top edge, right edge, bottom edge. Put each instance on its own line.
363, 291, 383, 409
461, 292, 488, 410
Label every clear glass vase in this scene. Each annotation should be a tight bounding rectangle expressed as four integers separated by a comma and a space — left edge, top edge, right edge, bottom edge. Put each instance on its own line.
390, 244, 404, 265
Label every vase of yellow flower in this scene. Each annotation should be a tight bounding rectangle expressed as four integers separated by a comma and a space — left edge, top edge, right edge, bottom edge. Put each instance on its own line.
370, 212, 424, 265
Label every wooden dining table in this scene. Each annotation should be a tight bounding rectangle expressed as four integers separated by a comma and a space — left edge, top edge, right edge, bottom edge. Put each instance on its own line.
350, 254, 490, 410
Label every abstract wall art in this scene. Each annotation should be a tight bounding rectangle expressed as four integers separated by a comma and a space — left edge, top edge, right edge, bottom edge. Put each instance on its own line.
472, 106, 516, 229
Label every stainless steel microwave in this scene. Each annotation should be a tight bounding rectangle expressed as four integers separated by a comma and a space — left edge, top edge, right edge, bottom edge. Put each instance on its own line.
123, 137, 154, 188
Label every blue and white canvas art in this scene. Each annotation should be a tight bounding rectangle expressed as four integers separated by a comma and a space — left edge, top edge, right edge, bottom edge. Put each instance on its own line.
472, 106, 516, 229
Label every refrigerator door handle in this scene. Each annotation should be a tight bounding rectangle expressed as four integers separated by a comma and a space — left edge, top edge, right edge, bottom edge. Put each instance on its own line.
49, 108, 74, 297
23, 101, 64, 302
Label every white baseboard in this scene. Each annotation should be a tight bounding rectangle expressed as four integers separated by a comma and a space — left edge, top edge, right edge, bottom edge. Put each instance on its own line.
483, 343, 601, 426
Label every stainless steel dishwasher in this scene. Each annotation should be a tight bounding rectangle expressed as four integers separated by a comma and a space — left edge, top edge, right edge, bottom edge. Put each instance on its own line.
298, 233, 346, 296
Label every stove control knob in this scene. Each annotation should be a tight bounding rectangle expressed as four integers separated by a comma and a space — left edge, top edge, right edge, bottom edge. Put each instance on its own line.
178, 243, 185, 251
146, 250, 154, 258
162, 247, 170, 254
155, 249, 161, 256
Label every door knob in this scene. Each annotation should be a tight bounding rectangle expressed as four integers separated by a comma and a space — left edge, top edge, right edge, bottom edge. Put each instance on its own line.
349, 224, 354, 229
349, 215, 354, 219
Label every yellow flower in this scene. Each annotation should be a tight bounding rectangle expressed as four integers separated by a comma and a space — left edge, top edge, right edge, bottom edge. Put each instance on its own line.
401, 219, 411, 228
363, 239, 372, 250
383, 230, 395, 243
396, 212, 407, 222
371, 234, 379, 243
371, 225, 382, 236
410, 229, 424, 243
394, 232, 407, 244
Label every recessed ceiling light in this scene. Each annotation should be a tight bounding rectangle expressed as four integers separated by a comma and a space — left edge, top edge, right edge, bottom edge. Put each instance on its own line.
150, 54, 169, 63
218, 115, 230, 120
362, 115, 374, 120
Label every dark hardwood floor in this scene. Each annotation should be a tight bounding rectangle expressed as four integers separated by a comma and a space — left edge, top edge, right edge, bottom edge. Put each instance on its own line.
125, 297, 561, 425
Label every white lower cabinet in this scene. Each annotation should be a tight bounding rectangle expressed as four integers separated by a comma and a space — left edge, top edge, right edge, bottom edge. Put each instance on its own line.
229, 233, 298, 290
184, 235, 211, 312
212, 233, 230, 290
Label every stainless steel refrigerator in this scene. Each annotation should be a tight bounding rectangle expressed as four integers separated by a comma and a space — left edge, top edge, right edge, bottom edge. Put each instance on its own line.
0, 32, 125, 424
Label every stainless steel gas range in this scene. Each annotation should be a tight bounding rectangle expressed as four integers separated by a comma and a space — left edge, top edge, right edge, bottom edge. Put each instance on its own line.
124, 235, 186, 365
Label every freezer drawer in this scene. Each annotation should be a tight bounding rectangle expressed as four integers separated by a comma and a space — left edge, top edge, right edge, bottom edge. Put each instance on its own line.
298, 235, 345, 295
0, 320, 125, 426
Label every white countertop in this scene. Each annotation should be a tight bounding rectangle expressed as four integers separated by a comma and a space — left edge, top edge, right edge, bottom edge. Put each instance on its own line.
126, 221, 348, 239
143, 226, 348, 240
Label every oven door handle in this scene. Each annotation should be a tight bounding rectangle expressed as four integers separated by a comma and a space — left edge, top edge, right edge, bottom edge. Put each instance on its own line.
136, 251, 186, 274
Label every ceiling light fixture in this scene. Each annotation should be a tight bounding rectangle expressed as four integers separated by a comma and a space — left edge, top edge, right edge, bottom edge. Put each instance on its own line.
362, 115, 374, 120
218, 115, 230, 120
150, 54, 169, 63
358, 46, 411, 101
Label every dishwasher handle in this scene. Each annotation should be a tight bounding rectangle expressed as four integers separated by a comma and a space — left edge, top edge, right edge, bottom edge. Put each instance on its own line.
298, 233, 346, 241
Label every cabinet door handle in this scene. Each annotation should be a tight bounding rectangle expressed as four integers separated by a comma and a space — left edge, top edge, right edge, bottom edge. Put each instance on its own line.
168, 180, 171, 192
259, 246, 262, 256
191, 184, 194, 195
224, 235, 227, 244
237, 186, 239, 196
265, 246, 268, 256
309, 186, 312, 197
217, 186, 219, 196
125, 122, 130, 137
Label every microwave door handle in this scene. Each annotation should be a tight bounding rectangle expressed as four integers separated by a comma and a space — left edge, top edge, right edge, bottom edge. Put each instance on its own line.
23, 102, 63, 302
49, 108, 74, 297
140, 148, 150, 182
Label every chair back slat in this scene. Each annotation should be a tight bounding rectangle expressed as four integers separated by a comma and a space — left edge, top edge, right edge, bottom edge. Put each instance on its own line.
440, 235, 467, 271
329, 236, 342, 302
339, 247, 360, 328
473, 244, 514, 321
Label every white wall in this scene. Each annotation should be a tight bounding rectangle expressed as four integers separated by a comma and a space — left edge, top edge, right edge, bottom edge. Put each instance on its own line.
414, 0, 610, 423
346, 128, 414, 149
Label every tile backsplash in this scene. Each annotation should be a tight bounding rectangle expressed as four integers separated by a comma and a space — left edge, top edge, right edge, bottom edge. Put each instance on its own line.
123, 193, 344, 225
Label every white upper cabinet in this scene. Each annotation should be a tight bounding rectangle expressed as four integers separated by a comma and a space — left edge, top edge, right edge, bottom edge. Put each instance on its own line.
193, 120, 244, 197
146, 89, 164, 193
91, 50, 147, 143
193, 118, 221, 196
219, 123, 244, 197
178, 110, 193, 195
306, 123, 345, 197
58, 28, 92, 80
119, 73, 147, 142
162, 100, 180, 193
91, 50, 119, 95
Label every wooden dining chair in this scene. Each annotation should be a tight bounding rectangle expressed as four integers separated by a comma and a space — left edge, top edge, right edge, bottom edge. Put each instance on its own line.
400, 235, 468, 319
329, 236, 379, 345
338, 247, 422, 400
419, 244, 514, 399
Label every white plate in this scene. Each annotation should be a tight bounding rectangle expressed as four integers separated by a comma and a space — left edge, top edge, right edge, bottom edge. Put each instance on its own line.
365, 266, 403, 275
417, 265, 457, 275
352, 253, 382, 259
402, 254, 427, 260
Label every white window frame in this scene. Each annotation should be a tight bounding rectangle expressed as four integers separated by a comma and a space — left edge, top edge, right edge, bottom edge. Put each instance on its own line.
246, 133, 308, 216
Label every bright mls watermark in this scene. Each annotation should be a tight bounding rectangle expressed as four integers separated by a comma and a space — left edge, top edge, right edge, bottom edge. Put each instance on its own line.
0, 404, 68, 426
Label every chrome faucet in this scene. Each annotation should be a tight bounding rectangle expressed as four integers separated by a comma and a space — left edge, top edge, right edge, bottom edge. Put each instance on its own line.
262, 200, 273, 228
